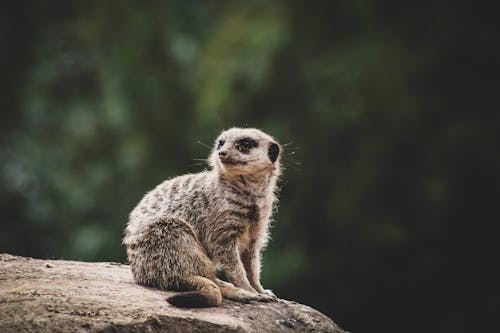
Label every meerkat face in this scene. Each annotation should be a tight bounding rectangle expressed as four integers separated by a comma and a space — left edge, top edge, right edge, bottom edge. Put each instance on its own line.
209, 128, 281, 176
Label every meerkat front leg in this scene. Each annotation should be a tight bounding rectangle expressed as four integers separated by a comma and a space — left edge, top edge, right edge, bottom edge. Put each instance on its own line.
210, 221, 258, 293
241, 241, 276, 298
216, 244, 256, 293
241, 242, 264, 293
215, 246, 275, 303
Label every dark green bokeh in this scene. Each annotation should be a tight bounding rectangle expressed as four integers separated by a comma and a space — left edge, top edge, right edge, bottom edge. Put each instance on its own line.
1, 1, 498, 332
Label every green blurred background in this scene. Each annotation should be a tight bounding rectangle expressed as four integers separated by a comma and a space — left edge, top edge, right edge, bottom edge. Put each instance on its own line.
1, 1, 498, 332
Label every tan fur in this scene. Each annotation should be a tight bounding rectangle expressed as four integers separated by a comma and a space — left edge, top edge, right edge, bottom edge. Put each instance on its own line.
123, 128, 281, 307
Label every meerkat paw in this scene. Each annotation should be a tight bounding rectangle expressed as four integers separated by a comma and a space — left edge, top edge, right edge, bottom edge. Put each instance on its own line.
263, 289, 277, 297
254, 286, 278, 300
217, 280, 265, 303
225, 288, 262, 302
258, 289, 278, 302
242, 291, 276, 303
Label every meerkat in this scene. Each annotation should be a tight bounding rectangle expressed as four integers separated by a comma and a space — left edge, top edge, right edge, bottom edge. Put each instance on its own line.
123, 128, 281, 307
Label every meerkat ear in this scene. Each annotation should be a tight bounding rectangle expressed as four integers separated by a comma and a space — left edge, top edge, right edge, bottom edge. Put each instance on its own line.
268, 142, 280, 163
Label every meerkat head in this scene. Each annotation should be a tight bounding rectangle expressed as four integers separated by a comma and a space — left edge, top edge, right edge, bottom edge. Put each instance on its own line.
209, 128, 281, 177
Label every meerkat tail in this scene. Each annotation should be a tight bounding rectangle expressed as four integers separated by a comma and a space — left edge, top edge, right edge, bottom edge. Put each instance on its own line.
166, 291, 216, 308
166, 275, 222, 308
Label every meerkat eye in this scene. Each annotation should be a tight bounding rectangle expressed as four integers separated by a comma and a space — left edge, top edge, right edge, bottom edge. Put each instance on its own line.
217, 140, 225, 149
236, 137, 257, 154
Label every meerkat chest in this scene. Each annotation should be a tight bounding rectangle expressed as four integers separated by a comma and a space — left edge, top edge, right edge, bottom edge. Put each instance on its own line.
222, 193, 268, 225
222, 193, 271, 251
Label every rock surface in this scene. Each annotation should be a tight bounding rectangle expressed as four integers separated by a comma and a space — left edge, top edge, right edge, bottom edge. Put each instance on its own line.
0, 253, 346, 332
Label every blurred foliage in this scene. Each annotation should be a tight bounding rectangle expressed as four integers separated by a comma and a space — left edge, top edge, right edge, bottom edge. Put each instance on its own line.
1, 1, 498, 332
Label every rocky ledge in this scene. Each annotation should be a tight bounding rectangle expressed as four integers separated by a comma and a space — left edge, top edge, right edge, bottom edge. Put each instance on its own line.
0, 253, 346, 332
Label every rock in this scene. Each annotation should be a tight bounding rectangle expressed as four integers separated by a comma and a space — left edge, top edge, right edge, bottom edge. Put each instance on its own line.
0, 253, 346, 333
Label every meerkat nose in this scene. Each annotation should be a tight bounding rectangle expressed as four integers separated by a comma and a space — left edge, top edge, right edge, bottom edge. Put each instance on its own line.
219, 150, 228, 157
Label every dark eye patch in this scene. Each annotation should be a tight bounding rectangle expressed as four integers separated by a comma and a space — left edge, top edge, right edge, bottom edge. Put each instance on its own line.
217, 140, 225, 149
236, 137, 258, 154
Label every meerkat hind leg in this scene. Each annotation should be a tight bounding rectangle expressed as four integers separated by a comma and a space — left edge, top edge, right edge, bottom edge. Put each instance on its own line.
132, 217, 221, 308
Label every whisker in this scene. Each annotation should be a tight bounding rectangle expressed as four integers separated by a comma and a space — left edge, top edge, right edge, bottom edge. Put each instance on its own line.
280, 143, 302, 173
197, 141, 212, 150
